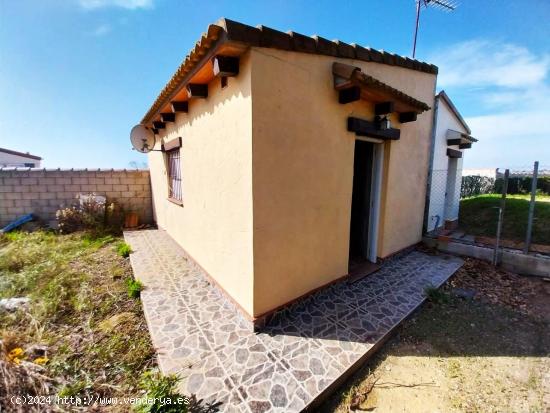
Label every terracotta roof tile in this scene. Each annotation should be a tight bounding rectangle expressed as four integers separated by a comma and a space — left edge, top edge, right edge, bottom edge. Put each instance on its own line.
332, 62, 431, 113
141, 18, 438, 124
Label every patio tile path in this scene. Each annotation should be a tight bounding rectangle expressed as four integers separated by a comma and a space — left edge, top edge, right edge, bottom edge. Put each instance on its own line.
124, 229, 463, 412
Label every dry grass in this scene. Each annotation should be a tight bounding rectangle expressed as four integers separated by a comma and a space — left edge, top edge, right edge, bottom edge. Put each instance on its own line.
0, 230, 156, 412
0, 338, 57, 413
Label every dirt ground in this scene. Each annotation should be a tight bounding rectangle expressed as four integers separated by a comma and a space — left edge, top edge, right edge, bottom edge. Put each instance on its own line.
322, 254, 550, 413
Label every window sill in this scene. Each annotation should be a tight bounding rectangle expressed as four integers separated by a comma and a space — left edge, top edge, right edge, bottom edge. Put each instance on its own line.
167, 197, 183, 207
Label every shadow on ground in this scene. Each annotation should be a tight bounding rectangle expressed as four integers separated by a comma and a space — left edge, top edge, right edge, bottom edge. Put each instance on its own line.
319, 286, 550, 413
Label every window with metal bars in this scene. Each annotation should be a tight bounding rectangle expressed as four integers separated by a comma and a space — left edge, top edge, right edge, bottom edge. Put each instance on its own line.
166, 149, 182, 203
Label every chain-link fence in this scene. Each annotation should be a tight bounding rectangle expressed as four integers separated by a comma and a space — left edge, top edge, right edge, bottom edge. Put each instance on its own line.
427, 168, 462, 233
457, 163, 550, 254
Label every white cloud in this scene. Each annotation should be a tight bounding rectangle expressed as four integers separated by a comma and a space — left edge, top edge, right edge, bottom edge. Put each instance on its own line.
91, 23, 111, 36
430, 40, 550, 167
466, 110, 550, 141
78, 0, 153, 10
431, 40, 549, 89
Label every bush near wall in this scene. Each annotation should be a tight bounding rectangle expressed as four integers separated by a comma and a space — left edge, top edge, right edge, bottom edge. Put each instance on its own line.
461, 175, 550, 198
494, 176, 550, 195
461, 175, 495, 198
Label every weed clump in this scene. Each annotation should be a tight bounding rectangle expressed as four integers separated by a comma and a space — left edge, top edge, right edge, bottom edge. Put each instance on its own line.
136, 370, 188, 413
117, 242, 132, 258
126, 278, 143, 299
424, 285, 451, 304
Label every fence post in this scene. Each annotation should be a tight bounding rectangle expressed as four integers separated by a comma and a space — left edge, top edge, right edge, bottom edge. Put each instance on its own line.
523, 161, 539, 254
493, 169, 509, 266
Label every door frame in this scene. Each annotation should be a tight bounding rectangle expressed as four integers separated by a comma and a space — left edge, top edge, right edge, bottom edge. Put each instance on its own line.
355, 136, 384, 263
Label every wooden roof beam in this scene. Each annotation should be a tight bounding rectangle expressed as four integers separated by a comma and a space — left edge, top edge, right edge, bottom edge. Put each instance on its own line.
446, 129, 477, 144
187, 84, 208, 99
332, 62, 430, 113
153, 121, 165, 130
171, 101, 188, 113
338, 87, 361, 104
213, 55, 240, 77
160, 113, 175, 123
398, 112, 417, 123
348, 117, 400, 140
447, 148, 462, 158
374, 102, 394, 115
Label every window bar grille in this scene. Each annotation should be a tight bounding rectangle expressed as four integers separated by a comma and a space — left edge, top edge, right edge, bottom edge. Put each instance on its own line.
168, 150, 182, 201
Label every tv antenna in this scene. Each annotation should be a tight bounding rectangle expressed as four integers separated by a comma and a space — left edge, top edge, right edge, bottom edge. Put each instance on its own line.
412, 0, 457, 58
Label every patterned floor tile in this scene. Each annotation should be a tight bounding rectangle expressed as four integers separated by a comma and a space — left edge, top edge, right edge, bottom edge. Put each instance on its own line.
125, 229, 462, 412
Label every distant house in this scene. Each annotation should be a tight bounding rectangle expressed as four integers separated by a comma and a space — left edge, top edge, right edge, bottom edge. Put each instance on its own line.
425, 91, 477, 232
0, 147, 42, 168
136, 18, 439, 325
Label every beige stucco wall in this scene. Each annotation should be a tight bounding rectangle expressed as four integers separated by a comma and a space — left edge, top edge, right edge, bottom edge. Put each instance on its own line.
250, 48, 436, 316
148, 52, 254, 316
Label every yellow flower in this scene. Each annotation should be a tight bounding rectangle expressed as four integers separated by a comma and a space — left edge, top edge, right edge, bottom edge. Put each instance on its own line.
34, 357, 49, 365
8, 347, 24, 362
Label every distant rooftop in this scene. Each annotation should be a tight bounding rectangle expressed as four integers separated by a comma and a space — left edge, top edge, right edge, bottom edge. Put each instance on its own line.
0, 147, 42, 160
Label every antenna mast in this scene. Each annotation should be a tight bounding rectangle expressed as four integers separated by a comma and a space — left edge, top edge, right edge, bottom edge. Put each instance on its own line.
412, 0, 457, 59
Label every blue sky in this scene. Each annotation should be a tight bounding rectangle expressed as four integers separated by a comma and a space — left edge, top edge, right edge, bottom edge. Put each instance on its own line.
1, 0, 549, 169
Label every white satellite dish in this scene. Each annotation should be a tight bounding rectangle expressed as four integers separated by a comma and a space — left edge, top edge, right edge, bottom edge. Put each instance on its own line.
130, 124, 156, 153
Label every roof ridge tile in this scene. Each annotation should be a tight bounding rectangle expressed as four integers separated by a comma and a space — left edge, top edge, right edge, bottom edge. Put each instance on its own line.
141, 18, 438, 124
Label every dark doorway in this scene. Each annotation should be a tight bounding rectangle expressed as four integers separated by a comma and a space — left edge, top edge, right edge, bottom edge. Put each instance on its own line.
349, 140, 374, 268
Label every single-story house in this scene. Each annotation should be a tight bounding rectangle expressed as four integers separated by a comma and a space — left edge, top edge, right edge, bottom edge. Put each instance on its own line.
425, 91, 476, 232
0, 147, 42, 168
138, 18, 440, 327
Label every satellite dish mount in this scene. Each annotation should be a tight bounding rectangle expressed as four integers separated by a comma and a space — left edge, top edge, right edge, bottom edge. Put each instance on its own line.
129, 124, 162, 153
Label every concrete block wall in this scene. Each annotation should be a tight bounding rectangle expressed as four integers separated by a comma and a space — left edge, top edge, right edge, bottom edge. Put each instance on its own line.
0, 168, 153, 227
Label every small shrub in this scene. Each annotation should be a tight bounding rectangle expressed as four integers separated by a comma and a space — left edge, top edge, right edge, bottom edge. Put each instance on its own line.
425, 286, 450, 304
116, 242, 132, 258
57, 195, 106, 234
461, 175, 495, 198
56, 206, 83, 233
105, 202, 125, 234
494, 175, 550, 195
126, 278, 143, 299
135, 370, 188, 413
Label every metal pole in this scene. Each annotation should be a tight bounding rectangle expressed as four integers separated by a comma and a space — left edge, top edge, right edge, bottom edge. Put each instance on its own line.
493, 169, 509, 266
412, 0, 421, 58
523, 161, 539, 254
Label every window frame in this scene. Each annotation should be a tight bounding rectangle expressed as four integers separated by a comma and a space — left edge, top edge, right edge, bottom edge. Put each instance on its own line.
165, 147, 183, 205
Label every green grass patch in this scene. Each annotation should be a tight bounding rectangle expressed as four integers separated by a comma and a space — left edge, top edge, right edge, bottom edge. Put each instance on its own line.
136, 370, 188, 413
116, 241, 133, 258
0, 230, 156, 406
424, 285, 451, 304
81, 232, 116, 250
127, 277, 143, 299
459, 194, 550, 244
